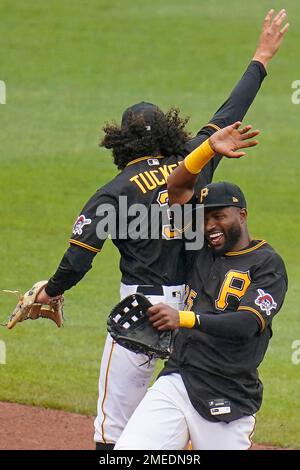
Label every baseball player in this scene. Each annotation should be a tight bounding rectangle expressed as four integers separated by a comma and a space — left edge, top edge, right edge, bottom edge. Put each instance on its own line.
36, 9, 288, 449
115, 128, 288, 450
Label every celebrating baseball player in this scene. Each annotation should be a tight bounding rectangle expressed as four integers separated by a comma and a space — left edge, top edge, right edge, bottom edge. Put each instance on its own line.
114, 124, 288, 450
6, 9, 288, 449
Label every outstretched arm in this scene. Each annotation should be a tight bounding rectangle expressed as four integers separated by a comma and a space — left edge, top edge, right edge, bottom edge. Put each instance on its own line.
186, 9, 289, 182
35, 192, 116, 304
253, 9, 289, 68
168, 121, 259, 205
212, 8, 289, 125
198, 9, 289, 134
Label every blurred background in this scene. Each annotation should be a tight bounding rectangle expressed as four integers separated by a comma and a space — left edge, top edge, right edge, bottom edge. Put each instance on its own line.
0, 0, 299, 447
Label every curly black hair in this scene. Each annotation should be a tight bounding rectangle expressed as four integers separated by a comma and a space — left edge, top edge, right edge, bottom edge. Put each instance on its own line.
100, 108, 191, 170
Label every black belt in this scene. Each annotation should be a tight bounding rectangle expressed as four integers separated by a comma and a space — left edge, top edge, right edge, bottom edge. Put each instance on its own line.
136, 285, 164, 296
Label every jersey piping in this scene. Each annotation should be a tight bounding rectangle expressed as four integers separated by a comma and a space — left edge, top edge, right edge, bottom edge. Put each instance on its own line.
126, 155, 164, 167
238, 306, 266, 332
225, 240, 267, 256
69, 239, 102, 253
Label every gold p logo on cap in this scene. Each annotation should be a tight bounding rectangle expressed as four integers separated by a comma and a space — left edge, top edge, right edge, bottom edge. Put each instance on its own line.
200, 187, 209, 203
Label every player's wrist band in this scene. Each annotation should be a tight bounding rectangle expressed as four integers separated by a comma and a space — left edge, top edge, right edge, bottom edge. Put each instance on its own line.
183, 139, 215, 175
179, 311, 196, 328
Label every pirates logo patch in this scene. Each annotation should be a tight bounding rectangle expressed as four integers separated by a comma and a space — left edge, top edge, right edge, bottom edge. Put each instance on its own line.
72, 214, 92, 236
255, 289, 277, 316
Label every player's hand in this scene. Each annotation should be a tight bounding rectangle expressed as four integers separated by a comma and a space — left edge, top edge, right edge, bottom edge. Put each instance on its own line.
253, 9, 289, 67
148, 303, 180, 331
209, 121, 259, 158
35, 287, 62, 304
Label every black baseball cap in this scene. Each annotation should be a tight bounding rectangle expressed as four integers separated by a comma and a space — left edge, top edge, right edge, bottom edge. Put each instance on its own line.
121, 101, 165, 129
200, 182, 247, 209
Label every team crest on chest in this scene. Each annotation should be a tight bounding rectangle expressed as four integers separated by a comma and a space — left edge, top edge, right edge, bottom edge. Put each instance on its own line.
72, 214, 92, 235
255, 289, 277, 316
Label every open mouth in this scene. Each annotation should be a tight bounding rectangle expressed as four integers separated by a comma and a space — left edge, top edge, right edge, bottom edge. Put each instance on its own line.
208, 232, 224, 246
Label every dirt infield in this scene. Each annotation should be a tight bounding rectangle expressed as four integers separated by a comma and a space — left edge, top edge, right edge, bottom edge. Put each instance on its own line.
0, 402, 94, 450
0, 402, 284, 450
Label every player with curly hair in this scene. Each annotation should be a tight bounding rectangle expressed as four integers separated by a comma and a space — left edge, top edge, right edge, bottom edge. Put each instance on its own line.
35, 9, 288, 449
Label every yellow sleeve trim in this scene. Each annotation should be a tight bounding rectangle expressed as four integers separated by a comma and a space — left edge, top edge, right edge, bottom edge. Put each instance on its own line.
184, 139, 215, 175
69, 239, 102, 253
179, 311, 196, 328
238, 306, 266, 332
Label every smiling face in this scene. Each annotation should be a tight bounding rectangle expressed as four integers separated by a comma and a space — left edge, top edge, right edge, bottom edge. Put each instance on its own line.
204, 206, 247, 255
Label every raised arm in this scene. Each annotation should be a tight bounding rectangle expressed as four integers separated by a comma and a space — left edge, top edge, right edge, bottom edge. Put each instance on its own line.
185, 9, 289, 183
209, 9, 289, 128
253, 9, 289, 68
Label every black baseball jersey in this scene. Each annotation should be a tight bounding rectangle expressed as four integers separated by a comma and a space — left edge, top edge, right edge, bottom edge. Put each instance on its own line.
46, 61, 267, 296
68, 153, 219, 286
160, 240, 288, 422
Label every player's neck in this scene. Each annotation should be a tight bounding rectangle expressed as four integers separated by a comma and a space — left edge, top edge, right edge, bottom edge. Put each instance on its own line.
230, 232, 252, 252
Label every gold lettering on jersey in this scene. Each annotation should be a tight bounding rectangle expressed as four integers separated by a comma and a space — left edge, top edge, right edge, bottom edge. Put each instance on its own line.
140, 171, 157, 190
158, 165, 170, 181
200, 187, 209, 203
129, 175, 147, 194
130, 162, 180, 193
168, 163, 178, 174
215, 270, 251, 310
184, 285, 198, 311
150, 170, 165, 186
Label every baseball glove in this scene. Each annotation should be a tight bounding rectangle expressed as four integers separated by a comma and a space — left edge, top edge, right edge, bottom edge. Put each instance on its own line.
3, 280, 64, 329
107, 293, 173, 360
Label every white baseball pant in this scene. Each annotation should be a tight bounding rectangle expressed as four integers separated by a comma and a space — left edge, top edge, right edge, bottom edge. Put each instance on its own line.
94, 283, 185, 445
115, 373, 256, 450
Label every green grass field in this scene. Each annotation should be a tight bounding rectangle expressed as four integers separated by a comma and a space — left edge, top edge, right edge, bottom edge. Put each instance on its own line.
0, 0, 299, 448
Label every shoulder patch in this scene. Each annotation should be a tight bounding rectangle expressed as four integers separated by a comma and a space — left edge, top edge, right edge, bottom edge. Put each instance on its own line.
254, 289, 277, 316
72, 214, 92, 235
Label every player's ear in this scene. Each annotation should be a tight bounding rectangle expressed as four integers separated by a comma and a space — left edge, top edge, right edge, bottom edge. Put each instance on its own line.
239, 208, 247, 224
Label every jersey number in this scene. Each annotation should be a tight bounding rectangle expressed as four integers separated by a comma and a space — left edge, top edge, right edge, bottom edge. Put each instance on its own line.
157, 190, 181, 240
184, 285, 197, 311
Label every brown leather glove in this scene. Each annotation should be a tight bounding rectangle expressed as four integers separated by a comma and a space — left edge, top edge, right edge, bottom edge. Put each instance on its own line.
3, 280, 64, 329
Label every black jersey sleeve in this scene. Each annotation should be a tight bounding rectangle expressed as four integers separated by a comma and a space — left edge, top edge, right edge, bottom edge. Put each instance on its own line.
237, 253, 288, 332
45, 244, 96, 296
191, 309, 260, 340
69, 190, 118, 253
185, 60, 267, 186
45, 190, 118, 297
207, 60, 267, 129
